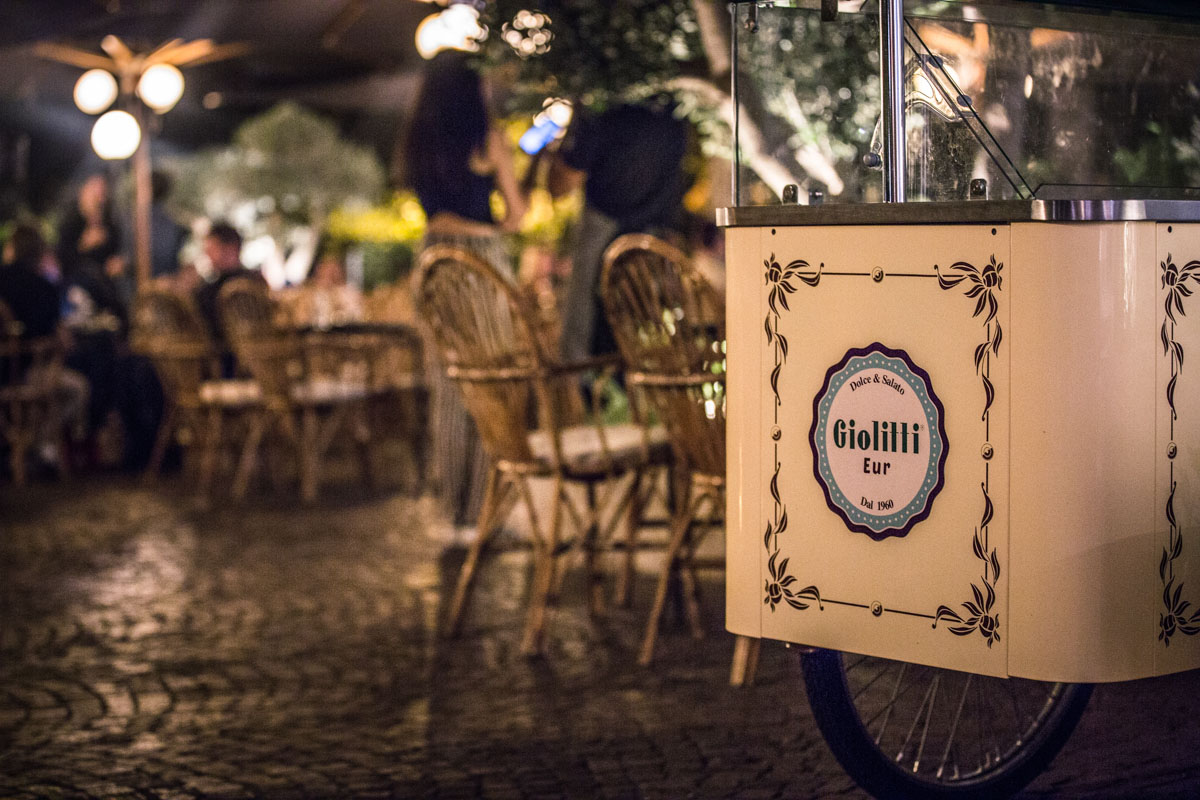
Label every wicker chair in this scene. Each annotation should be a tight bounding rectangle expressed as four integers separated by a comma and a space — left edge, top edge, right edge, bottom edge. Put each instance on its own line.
130, 287, 263, 493
215, 277, 276, 346
413, 244, 670, 656
0, 299, 66, 485
361, 284, 428, 488
364, 283, 415, 325
218, 281, 373, 503
601, 233, 760, 685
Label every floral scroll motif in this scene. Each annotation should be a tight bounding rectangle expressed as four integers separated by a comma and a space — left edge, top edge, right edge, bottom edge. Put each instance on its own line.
1160, 480, 1200, 643
1158, 254, 1200, 646
936, 255, 1003, 421
762, 253, 822, 611
933, 486, 1002, 647
763, 460, 822, 612
933, 254, 1004, 647
1161, 254, 1200, 422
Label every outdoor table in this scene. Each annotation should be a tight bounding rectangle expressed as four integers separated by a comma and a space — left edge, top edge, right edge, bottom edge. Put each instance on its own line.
720, 2, 1200, 797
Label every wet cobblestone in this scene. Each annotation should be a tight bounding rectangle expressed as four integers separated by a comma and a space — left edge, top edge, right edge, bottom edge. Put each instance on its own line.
1, 477, 1198, 798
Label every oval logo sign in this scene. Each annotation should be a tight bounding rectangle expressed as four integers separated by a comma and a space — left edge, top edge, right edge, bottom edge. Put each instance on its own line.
810, 343, 947, 540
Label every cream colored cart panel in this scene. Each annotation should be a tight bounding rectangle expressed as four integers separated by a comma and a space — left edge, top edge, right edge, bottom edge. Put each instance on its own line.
728, 224, 1011, 678
1006, 223, 1158, 682
728, 220, 1200, 683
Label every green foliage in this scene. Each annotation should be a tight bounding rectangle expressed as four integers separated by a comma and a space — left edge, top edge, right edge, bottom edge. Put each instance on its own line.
357, 240, 415, 290
171, 102, 385, 225
483, 0, 703, 112
1113, 120, 1200, 188
742, 8, 879, 165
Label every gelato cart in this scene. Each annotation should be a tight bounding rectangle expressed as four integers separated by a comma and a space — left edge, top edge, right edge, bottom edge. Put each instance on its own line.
720, 1, 1200, 797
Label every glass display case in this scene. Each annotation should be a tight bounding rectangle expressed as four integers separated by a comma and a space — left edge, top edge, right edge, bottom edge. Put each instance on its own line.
727, 0, 1200, 208
720, 3, 1200, 796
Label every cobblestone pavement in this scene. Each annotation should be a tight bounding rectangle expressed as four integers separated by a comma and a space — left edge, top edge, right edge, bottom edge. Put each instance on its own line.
1, 476, 1198, 799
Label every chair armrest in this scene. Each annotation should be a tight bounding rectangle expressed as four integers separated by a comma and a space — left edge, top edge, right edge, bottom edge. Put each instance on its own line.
547, 353, 623, 376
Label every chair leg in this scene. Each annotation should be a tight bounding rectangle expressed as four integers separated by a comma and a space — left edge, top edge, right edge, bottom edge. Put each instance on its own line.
679, 552, 705, 640
196, 407, 223, 502
299, 408, 320, 504
638, 490, 696, 666
142, 402, 176, 483
8, 430, 27, 487
232, 411, 267, 500
582, 481, 606, 618
613, 470, 644, 608
442, 465, 504, 638
520, 474, 564, 656
679, 491, 716, 641
729, 635, 761, 687
353, 401, 374, 490
404, 389, 429, 492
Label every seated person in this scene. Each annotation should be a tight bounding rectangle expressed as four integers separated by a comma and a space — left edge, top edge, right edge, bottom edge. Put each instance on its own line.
294, 254, 363, 328
193, 221, 266, 339
192, 221, 267, 376
0, 224, 60, 341
1, 223, 89, 470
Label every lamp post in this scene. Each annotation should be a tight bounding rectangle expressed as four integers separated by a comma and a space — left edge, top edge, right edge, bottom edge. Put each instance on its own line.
38, 36, 244, 287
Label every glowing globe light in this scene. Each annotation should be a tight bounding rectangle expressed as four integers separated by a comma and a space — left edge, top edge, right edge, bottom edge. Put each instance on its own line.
415, 4, 487, 59
136, 63, 185, 112
91, 110, 141, 159
73, 69, 119, 114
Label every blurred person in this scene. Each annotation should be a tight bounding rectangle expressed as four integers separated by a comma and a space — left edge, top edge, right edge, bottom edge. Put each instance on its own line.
405, 50, 529, 531
1, 224, 61, 341
193, 221, 266, 344
297, 253, 363, 328
1, 223, 89, 471
149, 170, 188, 280
548, 102, 689, 361
56, 173, 128, 328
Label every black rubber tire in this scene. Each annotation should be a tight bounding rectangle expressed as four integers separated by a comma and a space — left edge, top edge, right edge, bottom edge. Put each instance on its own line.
800, 648, 1093, 800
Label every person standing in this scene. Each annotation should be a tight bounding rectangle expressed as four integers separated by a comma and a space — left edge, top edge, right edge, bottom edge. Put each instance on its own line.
149, 170, 188, 280
56, 173, 128, 325
405, 50, 528, 532
549, 102, 689, 361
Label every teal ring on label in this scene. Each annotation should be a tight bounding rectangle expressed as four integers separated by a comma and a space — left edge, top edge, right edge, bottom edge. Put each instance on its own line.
809, 343, 948, 540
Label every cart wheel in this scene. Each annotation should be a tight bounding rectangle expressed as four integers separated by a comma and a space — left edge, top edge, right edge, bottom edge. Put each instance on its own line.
800, 648, 1092, 800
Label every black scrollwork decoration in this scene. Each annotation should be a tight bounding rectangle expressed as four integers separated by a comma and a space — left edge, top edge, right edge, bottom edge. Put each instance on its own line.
936, 255, 1003, 421
1158, 254, 1200, 646
934, 254, 1004, 646
763, 254, 822, 611
932, 485, 1002, 647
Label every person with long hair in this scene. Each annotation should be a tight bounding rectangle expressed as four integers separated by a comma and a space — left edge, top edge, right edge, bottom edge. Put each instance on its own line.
406, 50, 528, 533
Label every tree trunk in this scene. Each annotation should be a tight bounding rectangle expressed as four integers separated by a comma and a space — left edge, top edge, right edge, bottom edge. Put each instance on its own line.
688, 0, 846, 199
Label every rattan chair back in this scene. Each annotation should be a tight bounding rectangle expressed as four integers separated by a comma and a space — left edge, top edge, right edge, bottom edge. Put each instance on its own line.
131, 286, 208, 340
601, 234, 725, 480
130, 289, 217, 407
412, 245, 545, 467
216, 278, 276, 343
0, 297, 61, 387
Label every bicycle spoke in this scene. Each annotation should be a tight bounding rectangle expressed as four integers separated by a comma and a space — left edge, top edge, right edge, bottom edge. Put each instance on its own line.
867, 661, 907, 744
936, 673, 972, 780
900, 672, 939, 772
850, 658, 896, 702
